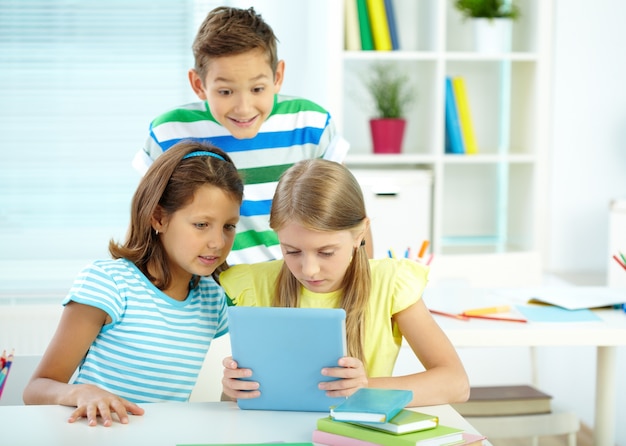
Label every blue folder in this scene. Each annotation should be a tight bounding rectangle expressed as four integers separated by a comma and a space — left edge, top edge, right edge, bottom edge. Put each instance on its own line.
227, 306, 347, 412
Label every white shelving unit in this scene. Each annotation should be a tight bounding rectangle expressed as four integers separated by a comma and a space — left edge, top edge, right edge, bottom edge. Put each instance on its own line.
326, 0, 554, 286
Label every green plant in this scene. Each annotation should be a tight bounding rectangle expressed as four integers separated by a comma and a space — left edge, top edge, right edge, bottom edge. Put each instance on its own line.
454, 0, 520, 20
362, 63, 416, 119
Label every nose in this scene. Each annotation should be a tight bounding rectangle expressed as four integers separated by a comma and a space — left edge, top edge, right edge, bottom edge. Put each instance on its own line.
233, 92, 252, 114
206, 227, 226, 250
300, 254, 320, 278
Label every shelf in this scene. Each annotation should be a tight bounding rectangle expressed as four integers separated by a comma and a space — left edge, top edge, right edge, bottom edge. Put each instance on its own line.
331, 0, 552, 285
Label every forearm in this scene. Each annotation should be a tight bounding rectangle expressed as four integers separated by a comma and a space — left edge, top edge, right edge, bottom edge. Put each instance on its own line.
367, 365, 469, 407
23, 377, 85, 407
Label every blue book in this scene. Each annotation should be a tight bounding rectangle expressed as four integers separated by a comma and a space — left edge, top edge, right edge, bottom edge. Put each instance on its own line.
330, 388, 413, 423
444, 77, 465, 154
384, 0, 399, 50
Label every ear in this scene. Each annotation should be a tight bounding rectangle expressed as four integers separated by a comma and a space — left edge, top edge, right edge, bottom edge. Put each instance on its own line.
355, 217, 371, 249
151, 206, 168, 234
273, 60, 285, 93
188, 68, 207, 100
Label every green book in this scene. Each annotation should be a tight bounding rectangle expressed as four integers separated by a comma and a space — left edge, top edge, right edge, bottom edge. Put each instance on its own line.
355, 0, 374, 50
351, 409, 439, 435
317, 416, 464, 446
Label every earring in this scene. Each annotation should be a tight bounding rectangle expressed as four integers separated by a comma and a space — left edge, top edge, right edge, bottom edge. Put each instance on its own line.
155, 229, 159, 235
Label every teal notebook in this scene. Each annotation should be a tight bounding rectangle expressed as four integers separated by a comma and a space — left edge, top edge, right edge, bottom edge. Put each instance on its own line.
318, 416, 464, 446
330, 388, 413, 423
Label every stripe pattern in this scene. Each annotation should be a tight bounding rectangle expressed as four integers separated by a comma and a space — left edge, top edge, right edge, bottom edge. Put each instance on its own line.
139, 94, 338, 264
65, 259, 228, 403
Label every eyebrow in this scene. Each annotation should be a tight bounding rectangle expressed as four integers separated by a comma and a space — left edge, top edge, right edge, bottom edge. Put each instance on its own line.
214, 73, 271, 84
281, 243, 339, 251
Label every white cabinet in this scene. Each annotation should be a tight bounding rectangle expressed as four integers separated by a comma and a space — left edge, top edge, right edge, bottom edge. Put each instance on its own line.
330, 0, 553, 286
350, 167, 432, 259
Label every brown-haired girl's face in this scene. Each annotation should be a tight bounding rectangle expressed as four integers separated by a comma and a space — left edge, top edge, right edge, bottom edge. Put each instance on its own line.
157, 184, 240, 284
277, 221, 359, 294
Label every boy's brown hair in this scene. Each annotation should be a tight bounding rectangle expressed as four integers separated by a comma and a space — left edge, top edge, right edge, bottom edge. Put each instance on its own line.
192, 6, 279, 82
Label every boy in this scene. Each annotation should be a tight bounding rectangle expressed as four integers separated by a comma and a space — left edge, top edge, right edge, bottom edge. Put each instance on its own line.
132, 6, 354, 264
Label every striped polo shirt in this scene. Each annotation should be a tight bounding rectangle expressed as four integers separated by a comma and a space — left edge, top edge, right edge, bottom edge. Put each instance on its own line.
134, 94, 344, 264
64, 258, 228, 403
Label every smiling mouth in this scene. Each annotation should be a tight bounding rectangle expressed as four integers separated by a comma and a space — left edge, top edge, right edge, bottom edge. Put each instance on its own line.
229, 116, 257, 125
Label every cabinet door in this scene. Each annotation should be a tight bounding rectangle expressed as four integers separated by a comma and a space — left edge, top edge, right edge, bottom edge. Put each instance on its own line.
349, 168, 432, 259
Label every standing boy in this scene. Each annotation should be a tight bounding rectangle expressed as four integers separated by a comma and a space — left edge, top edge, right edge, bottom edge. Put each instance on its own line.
133, 6, 357, 264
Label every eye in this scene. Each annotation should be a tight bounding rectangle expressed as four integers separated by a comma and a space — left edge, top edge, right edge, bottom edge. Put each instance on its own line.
218, 89, 232, 96
194, 223, 208, 229
285, 250, 301, 256
224, 224, 237, 232
252, 86, 265, 94
319, 251, 334, 258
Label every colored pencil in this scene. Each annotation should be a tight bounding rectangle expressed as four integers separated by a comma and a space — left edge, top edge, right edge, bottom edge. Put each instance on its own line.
429, 309, 470, 321
463, 314, 528, 323
613, 254, 626, 271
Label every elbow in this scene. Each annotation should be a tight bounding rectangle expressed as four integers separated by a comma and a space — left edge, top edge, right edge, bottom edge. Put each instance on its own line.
452, 370, 471, 403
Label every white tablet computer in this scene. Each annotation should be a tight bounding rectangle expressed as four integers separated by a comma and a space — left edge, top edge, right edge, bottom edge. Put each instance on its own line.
227, 306, 347, 412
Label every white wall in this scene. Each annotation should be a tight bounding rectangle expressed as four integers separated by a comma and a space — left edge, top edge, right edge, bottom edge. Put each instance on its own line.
547, 0, 626, 276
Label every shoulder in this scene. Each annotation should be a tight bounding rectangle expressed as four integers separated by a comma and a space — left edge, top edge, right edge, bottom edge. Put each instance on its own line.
274, 94, 330, 115
221, 260, 283, 283
150, 101, 210, 127
369, 258, 429, 281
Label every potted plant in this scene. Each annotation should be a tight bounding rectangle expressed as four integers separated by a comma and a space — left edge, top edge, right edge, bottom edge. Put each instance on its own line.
361, 62, 416, 154
454, 0, 520, 53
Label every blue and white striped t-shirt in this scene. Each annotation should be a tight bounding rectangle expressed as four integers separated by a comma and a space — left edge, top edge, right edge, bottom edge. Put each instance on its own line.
63, 258, 228, 403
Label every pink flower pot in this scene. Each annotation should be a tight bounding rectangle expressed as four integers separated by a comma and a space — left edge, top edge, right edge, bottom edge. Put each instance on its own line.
369, 118, 406, 154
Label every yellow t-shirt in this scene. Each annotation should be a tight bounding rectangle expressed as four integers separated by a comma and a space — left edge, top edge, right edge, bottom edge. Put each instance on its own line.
220, 258, 428, 377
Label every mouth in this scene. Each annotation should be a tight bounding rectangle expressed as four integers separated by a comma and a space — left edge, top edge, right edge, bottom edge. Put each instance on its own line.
199, 255, 219, 265
228, 115, 258, 127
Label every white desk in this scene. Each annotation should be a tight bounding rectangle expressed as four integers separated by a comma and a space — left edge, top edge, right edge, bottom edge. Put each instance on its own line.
424, 287, 626, 446
0, 401, 482, 446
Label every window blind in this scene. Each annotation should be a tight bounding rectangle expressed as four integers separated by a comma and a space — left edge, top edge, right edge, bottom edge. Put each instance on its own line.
0, 0, 199, 295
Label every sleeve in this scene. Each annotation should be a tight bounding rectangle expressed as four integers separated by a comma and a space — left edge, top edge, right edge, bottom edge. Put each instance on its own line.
62, 263, 125, 323
321, 116, 351, 163
131, 129, 165, 176
391, 259, 430, 315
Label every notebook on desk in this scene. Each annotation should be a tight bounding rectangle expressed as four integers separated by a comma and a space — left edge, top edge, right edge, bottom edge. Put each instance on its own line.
227, 306, 347, 412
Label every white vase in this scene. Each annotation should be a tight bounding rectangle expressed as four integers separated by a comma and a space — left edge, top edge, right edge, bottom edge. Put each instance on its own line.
472, 18, 512, 53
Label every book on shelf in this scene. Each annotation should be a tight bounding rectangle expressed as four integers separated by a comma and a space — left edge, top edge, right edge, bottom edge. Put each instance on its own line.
344, 0, 361, 51
450, 384, 552, 417
383, 0, 399, 50
451, 76, 478, 155
444, 77, 464, 154
366, 0, 392, 51
330, 388, 413, 423
356, 0, 374, 50
351, 409, 439, 435
317, 416, 465, 446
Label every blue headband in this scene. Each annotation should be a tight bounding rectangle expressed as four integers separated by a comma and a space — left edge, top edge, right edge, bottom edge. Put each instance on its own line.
182, 151, 226, 161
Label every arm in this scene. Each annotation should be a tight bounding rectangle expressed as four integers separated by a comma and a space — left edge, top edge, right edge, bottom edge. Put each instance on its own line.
23, 302, 144, 426
368, 298, 469, 406
318, 299, 469, 406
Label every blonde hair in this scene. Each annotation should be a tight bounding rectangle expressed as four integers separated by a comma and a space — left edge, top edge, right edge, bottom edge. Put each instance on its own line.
269, 159, 370, 362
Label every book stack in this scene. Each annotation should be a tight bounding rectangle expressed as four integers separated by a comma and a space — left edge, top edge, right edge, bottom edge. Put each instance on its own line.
314, 388, 486, 446
344, 0, 399, 51
451, 385, 552, 417
444, 76, 479, 155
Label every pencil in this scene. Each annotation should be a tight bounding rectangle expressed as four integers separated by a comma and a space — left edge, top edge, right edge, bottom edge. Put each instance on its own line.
417, 240, 430, 259
464, 314, 527, 323
429, 309, 470, 321
613, 254, 626, 271
462, 305, 511, 316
